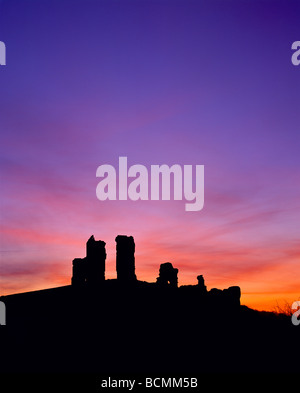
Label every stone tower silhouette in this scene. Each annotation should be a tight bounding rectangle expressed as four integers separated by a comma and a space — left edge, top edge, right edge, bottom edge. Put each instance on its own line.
72, 235, 106, 286
86, 235, 106, 284
115, 235, 137, 282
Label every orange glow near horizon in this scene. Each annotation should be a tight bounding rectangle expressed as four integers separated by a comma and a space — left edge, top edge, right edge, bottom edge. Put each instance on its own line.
2, 272, 298, 312
1, 229, 299, 312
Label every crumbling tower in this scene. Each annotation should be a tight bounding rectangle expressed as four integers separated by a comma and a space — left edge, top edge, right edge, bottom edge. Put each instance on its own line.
86, 235, 106, 284
115, 235, 137, 282
156, 262, 178, 288
72, 235, 106, 286
197, 274, 207, 294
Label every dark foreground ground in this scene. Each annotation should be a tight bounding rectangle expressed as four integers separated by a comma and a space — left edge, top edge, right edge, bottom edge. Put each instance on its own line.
1, 281, 298, 374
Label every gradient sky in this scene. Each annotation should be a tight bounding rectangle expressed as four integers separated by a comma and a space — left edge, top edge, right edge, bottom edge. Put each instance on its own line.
0, 0, 299, 310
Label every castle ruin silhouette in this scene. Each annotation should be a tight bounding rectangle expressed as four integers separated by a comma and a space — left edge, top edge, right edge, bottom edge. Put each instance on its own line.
71, 235, 241, 307
2, 234, 298, 374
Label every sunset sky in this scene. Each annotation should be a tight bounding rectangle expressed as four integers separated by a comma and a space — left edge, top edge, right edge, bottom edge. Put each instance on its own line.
0, 0, 299, 310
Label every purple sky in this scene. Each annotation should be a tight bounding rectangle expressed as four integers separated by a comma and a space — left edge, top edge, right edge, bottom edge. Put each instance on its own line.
0, 0, 299, 310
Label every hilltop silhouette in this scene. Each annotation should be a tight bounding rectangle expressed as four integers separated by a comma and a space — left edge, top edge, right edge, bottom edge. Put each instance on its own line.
0, 235, 298, 373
